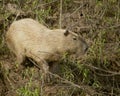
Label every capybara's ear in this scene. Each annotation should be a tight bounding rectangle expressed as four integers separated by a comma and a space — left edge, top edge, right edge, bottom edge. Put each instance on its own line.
64, 30, 69, 36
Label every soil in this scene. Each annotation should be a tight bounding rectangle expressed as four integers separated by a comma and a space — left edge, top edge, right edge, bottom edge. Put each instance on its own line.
0, 0, 120, 96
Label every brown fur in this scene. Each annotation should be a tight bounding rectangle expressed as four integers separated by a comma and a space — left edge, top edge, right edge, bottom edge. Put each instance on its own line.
6, 18, 88, 73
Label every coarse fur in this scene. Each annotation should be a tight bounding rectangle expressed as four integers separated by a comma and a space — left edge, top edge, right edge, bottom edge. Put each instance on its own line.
6, 18, 88, 73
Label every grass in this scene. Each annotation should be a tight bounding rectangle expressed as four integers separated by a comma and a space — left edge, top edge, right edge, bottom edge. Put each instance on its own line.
17, 68, 40, 96
0, 0, 120, 96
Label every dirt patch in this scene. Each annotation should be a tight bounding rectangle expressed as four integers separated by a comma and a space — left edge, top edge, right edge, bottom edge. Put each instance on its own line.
0, 0, 120, 96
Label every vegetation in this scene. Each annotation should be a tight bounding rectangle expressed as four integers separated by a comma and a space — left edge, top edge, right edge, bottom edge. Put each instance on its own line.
0, 0, 120, 96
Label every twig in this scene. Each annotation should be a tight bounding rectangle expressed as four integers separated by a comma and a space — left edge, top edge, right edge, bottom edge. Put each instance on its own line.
48, 71, 99, 95
59, 0, 62, 29
85, 64, 120, 76
14, 12, 20, 21
64, 3, 85, 19
40, 0, 58, 6
29, 58, 99, 95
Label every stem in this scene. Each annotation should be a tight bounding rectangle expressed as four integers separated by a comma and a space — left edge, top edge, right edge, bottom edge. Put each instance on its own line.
59, 0, 62, 29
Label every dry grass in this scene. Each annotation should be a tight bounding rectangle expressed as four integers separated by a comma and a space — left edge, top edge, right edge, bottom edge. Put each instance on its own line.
0, 0, 120, 96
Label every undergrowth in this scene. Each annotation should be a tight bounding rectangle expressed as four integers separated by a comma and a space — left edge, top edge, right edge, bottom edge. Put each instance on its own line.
0, 0, 120, 96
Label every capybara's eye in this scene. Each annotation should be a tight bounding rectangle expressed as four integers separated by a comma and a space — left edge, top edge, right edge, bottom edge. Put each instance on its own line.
73, 37, 77, 40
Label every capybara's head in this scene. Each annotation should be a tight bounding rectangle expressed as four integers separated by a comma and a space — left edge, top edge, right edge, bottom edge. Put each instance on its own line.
63, 30, 88, 57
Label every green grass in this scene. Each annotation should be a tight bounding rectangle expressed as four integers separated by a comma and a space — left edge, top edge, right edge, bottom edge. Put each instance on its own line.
0, 0, 120, 96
